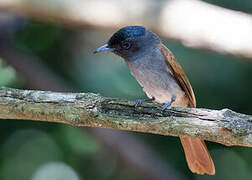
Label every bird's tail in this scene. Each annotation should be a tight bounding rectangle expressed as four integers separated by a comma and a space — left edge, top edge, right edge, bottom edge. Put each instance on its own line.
180, 136, 215, 175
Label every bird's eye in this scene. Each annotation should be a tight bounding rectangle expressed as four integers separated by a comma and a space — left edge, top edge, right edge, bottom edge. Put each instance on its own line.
121, 41, 131, 50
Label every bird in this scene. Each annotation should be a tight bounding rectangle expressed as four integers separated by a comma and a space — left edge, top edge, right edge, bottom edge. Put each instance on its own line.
94, 26, 215, 175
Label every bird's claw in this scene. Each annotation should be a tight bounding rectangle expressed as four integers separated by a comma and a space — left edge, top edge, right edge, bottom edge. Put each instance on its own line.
135, 99, 146, 107
162, 96, 176, 111
135, 97, 155, 107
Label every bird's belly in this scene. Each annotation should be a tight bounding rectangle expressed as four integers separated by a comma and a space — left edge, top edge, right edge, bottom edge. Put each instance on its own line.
142, 79, 186, 105
144, 87, 173, 104
129, 65, 186, 105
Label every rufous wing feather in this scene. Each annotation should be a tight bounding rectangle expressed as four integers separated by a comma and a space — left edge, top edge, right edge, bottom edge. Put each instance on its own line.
159, 43, 196, 107
159, 43, 215, 175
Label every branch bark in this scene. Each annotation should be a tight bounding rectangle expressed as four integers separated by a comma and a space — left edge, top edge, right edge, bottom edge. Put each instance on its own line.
1, 0, 252, 58
0, 87, 251, 147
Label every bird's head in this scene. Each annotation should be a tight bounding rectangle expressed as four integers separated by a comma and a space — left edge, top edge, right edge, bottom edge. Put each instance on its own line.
94, 26, 160, 59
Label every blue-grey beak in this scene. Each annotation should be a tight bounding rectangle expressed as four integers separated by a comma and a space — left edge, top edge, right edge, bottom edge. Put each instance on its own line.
94, 44, 114, 54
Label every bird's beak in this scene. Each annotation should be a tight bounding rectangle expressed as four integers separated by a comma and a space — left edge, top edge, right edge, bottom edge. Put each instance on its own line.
94, 44, 114, 54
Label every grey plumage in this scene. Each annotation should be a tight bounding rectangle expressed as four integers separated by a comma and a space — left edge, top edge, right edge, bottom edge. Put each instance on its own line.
106, 27, 185, 105
95, 26, 215, 175
125, 46, 184, 104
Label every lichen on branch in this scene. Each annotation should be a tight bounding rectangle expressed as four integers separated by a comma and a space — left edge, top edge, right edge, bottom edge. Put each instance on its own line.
0, 87, 251, 147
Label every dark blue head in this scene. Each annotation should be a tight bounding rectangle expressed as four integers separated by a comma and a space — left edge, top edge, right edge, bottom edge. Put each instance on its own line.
95, 26, 160, 59
108, 26, 146, 47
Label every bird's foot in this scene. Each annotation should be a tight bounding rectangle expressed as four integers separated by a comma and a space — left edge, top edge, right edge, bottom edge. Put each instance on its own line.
162, 96, 176, 110
135, 97, 154, 107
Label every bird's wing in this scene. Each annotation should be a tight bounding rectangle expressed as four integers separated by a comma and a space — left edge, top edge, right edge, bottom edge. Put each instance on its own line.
159, 43, 196, 107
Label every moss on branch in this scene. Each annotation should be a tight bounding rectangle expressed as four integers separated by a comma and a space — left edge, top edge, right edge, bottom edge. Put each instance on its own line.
0, 87, 252, 147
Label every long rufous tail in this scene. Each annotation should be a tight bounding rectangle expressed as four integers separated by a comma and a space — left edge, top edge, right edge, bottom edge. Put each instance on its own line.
180, 136, 215, 175
160, 43, 215, 174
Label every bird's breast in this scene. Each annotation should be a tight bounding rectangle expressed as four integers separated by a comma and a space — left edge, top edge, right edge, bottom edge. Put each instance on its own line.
126, 55, 186, 105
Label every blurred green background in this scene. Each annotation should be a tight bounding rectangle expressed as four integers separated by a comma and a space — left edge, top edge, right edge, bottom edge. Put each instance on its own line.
0, 0, 252, 180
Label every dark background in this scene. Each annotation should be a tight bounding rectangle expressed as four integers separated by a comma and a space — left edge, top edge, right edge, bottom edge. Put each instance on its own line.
0, 0, 252, 179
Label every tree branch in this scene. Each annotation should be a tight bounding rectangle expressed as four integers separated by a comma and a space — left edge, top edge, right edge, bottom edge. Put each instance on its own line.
1, 0, 252, 58
0, 87, 251, 147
